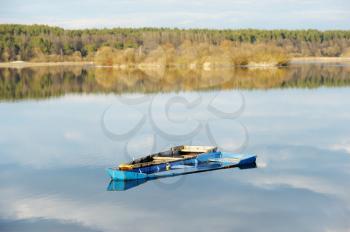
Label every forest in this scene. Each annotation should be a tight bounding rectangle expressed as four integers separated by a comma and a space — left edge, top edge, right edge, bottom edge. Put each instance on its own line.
1, 24, 350, 66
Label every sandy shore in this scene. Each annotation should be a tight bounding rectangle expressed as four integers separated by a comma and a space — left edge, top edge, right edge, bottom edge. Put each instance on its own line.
291, 57, 350, 63
0, 61, 281, 69
0, 61, 94, 68
0, 57, 349, 69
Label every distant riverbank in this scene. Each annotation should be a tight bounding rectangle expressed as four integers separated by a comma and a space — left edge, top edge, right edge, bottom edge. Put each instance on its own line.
0, 61, 285, 69
0, 61, 94, 68
290, 57, 350, 63
1, 57, 350, 69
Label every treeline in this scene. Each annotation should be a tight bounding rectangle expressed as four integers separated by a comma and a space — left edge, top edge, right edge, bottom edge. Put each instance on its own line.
1, 24, 350, 63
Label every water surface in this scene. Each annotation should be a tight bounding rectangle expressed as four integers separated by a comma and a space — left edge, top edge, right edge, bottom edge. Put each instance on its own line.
0, 64, 349, 232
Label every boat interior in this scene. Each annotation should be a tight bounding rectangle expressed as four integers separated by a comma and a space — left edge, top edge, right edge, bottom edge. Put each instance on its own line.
119, 145, 217, 170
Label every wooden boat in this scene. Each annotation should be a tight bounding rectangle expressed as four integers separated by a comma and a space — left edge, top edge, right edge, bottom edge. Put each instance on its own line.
107, 145, 257, 181
108, 162, 257, 191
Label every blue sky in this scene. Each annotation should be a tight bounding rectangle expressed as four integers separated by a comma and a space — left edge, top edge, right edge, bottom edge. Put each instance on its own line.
1, 0, 350, 29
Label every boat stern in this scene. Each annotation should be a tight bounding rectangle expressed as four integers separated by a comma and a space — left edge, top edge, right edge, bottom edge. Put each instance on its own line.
238, 155, 257, 165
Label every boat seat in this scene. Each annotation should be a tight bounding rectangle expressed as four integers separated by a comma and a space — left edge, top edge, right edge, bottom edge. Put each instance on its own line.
181, 145, 216, 153
153, 156, 183, 161
181, 154, 198, 158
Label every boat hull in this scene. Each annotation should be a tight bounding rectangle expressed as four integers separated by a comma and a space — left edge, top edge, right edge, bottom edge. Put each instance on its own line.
107, 152, 256, 180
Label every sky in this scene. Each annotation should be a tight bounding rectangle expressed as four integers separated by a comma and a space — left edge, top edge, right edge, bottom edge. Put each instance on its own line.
0, 0, 350, 29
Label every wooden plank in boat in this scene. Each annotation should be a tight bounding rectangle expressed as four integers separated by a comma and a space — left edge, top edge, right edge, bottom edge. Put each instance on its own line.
153, 156, 183, 161
181, 145, 216, 153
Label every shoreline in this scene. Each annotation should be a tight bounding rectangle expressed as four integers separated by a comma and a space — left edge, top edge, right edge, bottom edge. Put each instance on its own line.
290, 57, 350, 63
0, 57, 349, 69
0, 61, 94, 68
0, 61, 284, 69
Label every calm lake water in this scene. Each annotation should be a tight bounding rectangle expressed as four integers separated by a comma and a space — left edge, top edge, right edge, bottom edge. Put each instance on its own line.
0, 63, 350, 232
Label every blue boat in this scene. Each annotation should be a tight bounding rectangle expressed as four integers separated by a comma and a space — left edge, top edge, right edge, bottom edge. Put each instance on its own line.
107, 145, 257, 181
107, 162, 257, 191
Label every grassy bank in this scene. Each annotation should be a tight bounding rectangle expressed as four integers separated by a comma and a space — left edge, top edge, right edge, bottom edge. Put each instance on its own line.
94, 42, 290, 68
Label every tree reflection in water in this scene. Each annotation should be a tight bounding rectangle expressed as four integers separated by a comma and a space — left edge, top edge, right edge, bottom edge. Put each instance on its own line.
1, 63, 350, 100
